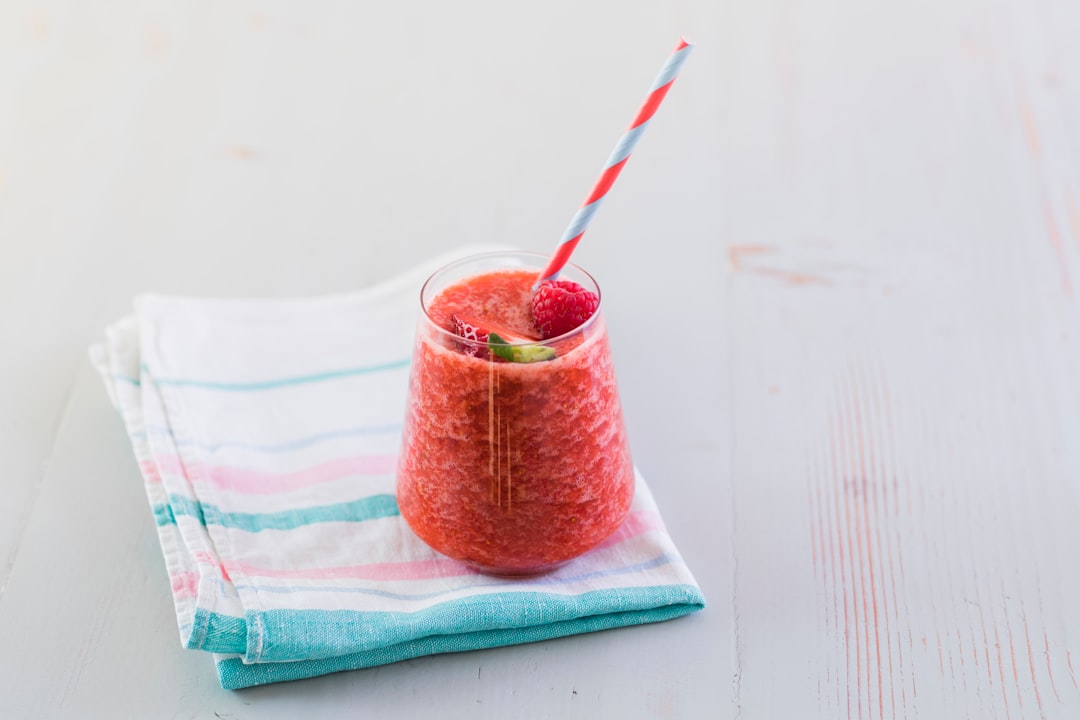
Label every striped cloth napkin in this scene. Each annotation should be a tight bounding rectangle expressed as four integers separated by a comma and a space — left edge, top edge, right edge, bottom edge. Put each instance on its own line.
90, 247, 705, 689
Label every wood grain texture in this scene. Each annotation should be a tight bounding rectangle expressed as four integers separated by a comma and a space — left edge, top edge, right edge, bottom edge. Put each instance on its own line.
726, 0, 1080, 715
1, 0, 1079, 717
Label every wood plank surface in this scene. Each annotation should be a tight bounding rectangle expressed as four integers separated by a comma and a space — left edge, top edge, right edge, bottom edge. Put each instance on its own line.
722, 1, 1080, 716
1, 0, 1079, 717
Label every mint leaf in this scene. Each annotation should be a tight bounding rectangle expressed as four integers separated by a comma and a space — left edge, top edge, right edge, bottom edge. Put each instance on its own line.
488, 332, 516, 362
488, 333, 556, 363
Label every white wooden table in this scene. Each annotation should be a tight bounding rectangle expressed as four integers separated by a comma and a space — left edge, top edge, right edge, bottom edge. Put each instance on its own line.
2, 1, 1078, 717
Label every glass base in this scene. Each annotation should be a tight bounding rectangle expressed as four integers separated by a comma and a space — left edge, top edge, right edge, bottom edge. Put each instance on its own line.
466, 560, 570, 578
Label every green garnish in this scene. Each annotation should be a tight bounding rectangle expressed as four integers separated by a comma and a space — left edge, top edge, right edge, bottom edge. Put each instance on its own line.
488, 332, 556, 363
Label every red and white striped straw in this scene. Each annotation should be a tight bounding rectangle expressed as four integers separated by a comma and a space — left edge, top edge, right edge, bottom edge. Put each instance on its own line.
535, 37, 695, 285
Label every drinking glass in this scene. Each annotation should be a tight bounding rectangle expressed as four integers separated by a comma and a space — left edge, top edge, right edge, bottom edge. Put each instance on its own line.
396, 251, 635, 576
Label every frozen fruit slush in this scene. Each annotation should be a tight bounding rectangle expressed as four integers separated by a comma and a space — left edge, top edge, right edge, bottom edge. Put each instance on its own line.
396, 254, 634, 575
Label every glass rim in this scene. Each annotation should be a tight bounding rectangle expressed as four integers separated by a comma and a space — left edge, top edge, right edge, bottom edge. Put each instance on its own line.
419, 250, 603, 348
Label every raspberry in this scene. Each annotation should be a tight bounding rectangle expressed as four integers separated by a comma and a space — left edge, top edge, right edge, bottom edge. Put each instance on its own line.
449, 314, 489, 357
531, 280, 600, 339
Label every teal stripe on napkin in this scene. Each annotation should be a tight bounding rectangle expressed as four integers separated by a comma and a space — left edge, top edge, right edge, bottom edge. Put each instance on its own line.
255, 584, 706, 662
142, 358, 411, 392
188, 609, 247, 654
217, 584, 705, 689
155, 494, 400, 532
179, 584, 704, 662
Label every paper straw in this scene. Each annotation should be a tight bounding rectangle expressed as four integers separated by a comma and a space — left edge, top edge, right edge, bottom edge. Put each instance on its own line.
535, 37, 695, 285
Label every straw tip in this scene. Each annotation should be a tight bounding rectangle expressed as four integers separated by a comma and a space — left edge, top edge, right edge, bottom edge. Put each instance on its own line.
677, 36, 696, 50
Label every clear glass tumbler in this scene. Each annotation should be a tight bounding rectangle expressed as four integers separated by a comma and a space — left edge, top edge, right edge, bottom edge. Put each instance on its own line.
396, 251, 635, 576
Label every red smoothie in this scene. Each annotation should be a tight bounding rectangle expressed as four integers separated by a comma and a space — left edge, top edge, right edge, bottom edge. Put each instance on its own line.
396, 260, 634, 575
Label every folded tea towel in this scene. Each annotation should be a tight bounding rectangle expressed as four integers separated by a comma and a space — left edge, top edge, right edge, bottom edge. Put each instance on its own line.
90, 247, 705, 689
